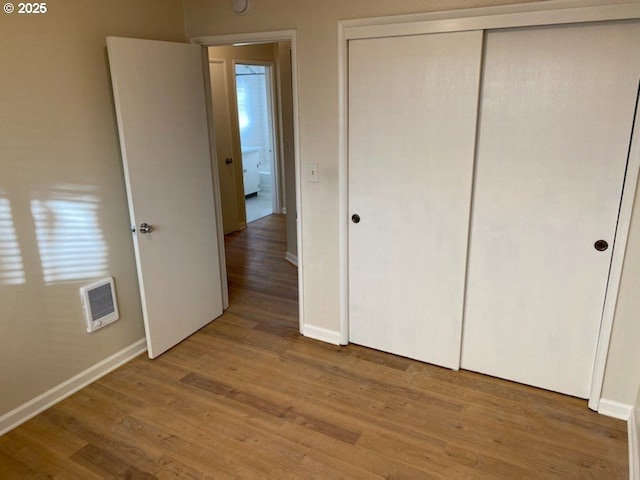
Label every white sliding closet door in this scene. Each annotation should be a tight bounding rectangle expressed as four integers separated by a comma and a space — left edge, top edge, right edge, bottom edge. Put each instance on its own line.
462, 22, 640, 397
348, 31, 483, 369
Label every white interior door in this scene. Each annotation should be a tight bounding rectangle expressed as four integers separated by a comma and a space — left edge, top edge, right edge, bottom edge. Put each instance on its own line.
462, 22, 640, 397
107, 37, 224, 359
348, 31, 483, 369
209, 60, 241, 235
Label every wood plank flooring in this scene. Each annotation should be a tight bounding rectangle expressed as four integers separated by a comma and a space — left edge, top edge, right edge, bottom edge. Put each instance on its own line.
0, 214, 629, 478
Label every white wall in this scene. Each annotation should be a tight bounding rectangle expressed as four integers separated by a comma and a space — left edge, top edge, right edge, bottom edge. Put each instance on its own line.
0, 0, 186, 417
183, 0, 640, 407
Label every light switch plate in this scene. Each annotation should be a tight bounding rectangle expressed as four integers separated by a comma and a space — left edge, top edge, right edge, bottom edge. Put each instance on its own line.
307, 162, 319, 183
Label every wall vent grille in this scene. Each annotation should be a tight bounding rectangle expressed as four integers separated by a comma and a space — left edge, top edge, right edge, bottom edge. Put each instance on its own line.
80, 277, 119, 333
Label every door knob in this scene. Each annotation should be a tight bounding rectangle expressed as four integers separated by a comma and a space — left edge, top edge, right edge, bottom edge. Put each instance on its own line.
594, 239, 608, 252
225, 158, 233, 165
139, 223, 154, 234
351, 214, 361, 224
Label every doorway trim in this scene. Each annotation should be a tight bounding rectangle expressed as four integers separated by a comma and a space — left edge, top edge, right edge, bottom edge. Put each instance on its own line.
191, 30, 305, 335
338, 1, 640, 411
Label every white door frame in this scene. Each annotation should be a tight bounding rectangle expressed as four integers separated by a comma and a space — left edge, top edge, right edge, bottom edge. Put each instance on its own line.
232, 59, 282, 215
191, 30, 304, 335
337, 1, 640, 410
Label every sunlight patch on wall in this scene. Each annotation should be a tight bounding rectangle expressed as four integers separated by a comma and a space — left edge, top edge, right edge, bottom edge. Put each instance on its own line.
0, 194, 26, 285
31, 185, 108, 284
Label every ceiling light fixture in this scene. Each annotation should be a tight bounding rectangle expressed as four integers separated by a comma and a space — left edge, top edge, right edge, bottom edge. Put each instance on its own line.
232, 0, 251, 15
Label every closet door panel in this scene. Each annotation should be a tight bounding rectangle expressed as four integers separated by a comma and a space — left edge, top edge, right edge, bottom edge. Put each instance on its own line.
462, 22, 640, 397
348, 31, 483, 368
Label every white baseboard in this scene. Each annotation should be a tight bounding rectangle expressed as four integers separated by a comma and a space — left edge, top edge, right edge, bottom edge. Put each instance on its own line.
285, 251, 298, 266
302, 324, 341, 345
630, 406, 639, 480
598, 398, 633, 421
0, 338, 147, 437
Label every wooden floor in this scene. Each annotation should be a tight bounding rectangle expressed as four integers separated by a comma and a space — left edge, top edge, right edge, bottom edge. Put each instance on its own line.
0, 214, 629, 478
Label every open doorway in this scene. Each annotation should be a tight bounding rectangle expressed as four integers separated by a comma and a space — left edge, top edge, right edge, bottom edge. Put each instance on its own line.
235, 63, 277, 223
202, 34, 302, 333
206, 42, 298, 270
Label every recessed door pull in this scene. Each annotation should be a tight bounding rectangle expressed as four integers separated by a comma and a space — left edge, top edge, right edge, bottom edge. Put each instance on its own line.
594, 240, 608, 251
352, 214, 361, 224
